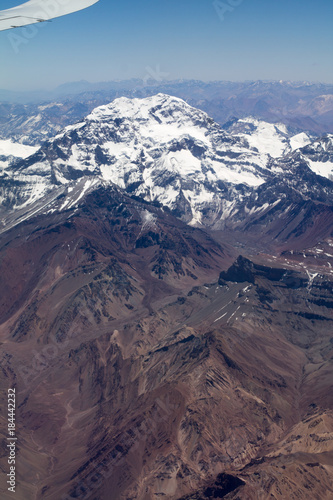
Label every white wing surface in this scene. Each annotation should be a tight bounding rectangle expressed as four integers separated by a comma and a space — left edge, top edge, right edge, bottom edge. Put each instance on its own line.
0, 0, 99, 31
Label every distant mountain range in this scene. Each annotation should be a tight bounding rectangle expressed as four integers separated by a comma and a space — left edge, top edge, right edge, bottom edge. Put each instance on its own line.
0, 80, 332, 148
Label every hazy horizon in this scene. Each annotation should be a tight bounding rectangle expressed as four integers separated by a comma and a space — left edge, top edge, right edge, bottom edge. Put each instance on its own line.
1, 77, 333, 96
1, 0, 332, 91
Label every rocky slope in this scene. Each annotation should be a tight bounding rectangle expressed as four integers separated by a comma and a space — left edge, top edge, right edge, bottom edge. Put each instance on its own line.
0, 212, 332, 499
0, 93, 333, 500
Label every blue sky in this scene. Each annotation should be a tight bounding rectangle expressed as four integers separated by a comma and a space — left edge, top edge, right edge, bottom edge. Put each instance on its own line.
1, 0, 332, 90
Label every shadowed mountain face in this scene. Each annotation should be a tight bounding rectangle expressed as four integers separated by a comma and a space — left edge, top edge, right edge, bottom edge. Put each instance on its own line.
0, 185, 231, 333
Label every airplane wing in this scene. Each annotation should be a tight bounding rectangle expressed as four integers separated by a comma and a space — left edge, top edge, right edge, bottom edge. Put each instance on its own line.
0, 0, 99, 32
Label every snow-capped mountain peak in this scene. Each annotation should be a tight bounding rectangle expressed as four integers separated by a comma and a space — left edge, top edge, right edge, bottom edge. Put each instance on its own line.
87, 93, 204, 123
299, 133, 333, 180
1, 94, 271, 223
1, 95, 333, 236
224, 116, 312, 158
83, 93, 217, 148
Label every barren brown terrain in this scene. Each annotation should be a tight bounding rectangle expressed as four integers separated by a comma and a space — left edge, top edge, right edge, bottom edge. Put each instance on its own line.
0, 185, 332, 499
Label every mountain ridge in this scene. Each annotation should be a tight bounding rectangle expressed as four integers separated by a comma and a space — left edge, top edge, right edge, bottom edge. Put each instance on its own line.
1, 94, 333, 259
